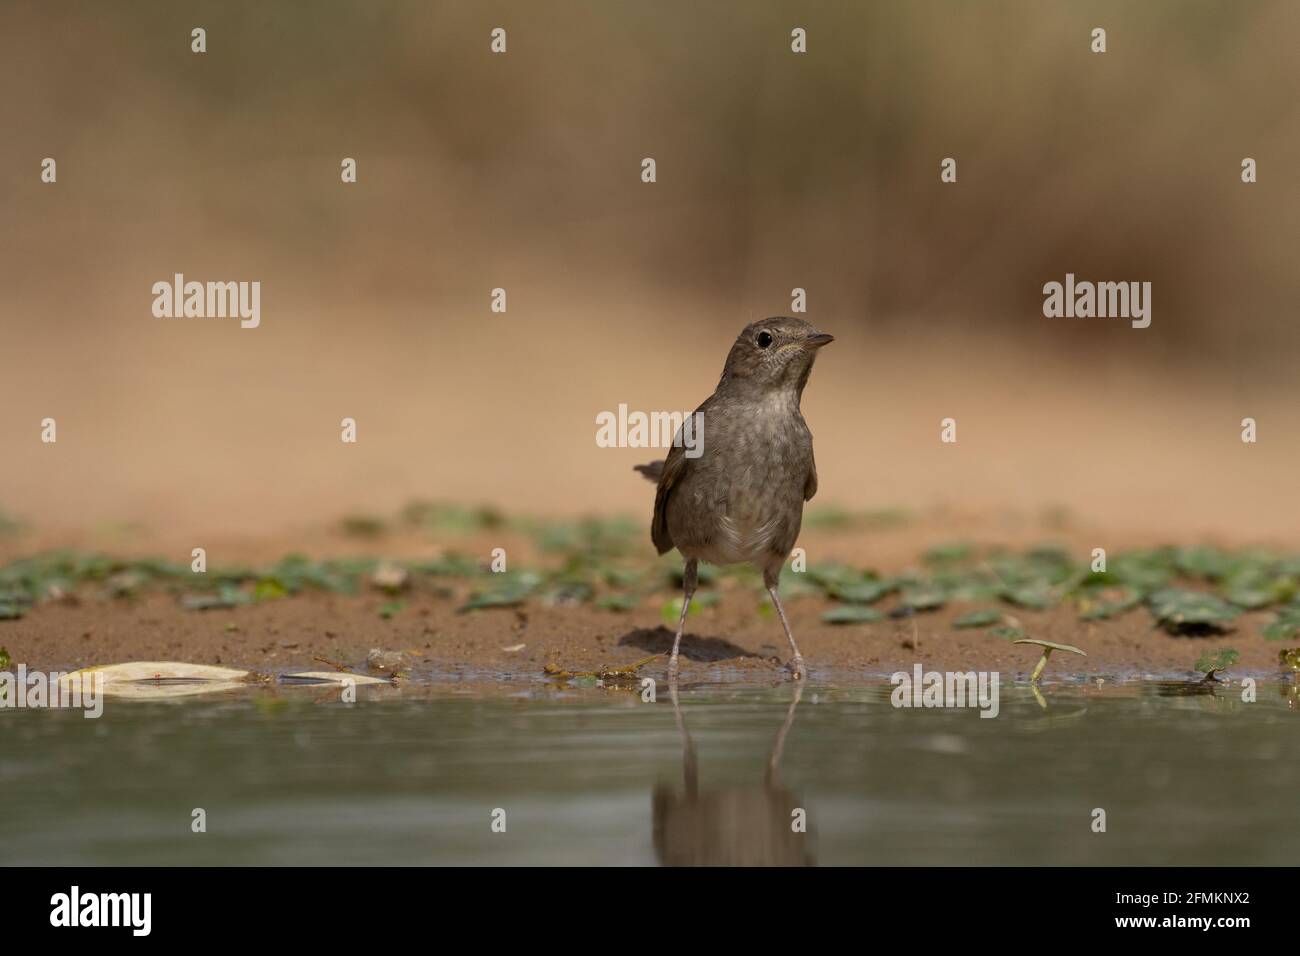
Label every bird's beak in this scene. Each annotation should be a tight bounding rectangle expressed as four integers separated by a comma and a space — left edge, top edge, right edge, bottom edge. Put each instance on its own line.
804, 332, 834, 349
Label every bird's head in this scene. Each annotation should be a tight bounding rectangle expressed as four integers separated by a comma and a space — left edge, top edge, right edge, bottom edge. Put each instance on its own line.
718, 316, 833, 397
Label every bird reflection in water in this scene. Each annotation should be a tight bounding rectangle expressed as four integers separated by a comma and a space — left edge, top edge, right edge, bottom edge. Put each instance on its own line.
652, 680, 814, 866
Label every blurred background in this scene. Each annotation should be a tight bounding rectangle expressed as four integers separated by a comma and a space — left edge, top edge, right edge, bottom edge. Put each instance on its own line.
1, 0, 1298, 550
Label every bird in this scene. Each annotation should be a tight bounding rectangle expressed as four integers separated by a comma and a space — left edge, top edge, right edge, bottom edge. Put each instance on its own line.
635, 316, 833, 680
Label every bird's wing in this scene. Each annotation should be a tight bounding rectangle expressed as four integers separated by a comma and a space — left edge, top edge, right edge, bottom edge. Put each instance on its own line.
650, 400, 712, 555
804, 447, 818, 501
651, 441, 688, 554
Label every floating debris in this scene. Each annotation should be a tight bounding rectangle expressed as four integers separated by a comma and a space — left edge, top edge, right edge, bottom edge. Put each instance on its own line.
55, 662, 263, 700
52, 660, 395, 699
543, 655, 661, 684
365, 648, 406, 672
279, 671, 393, 686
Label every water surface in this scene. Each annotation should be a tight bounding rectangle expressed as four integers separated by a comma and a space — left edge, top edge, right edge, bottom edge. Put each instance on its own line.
2, 679, 1296, 865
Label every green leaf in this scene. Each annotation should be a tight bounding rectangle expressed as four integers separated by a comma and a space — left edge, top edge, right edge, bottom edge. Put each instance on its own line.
459, 572, 542, 612
821, 605, 884, 624
1109, 549, 1175, 592
899, 585, 945, 612
953, 609, 1003, 629
999, 584, 1055, 610
1175, 546, 1233, 580
991, 626, 1026, 640
1263, 620, 1300, 641
829, 579, 893, 604
378, 601, 404, 620
1078, 588, 1142, 621
1222, 567, 1294, 609
182, 585, 250, 611
804, 563, 864, 592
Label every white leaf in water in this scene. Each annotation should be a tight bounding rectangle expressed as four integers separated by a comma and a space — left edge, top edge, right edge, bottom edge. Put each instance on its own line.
281, 671, 394, 685
56, 662, 258, 699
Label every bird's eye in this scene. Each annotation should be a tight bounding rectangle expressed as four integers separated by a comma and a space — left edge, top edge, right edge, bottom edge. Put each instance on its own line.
756, 331, 773, 349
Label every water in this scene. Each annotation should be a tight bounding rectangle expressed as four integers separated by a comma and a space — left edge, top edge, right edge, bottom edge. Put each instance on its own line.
2, 679, 1297, 865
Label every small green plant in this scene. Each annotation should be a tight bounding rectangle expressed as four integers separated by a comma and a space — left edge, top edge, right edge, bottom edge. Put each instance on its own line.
1013, 637, 1087, 682
0, 646, 11, 669
1194, 647, 1239, 682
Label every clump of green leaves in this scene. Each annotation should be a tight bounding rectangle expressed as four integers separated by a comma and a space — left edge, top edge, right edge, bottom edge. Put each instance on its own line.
0, 647, 11, 669
1148, 588, 1239, 634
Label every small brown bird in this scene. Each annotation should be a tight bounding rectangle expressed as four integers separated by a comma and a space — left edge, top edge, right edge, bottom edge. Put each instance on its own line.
636, 316, 833, 679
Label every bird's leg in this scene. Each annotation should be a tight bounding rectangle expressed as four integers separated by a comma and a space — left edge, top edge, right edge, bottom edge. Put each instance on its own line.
668, 558, 698, 679
765, 569, 806, 680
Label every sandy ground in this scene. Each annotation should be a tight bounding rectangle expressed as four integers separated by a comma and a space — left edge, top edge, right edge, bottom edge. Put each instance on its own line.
3, 585, 1290, 683
3, 517, 1294, 683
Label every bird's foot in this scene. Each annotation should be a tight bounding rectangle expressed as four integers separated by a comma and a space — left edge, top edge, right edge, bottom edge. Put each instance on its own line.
785, 655, 807, 680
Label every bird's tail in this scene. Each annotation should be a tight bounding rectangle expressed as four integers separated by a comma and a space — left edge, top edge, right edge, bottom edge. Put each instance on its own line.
633, 460, 665, 483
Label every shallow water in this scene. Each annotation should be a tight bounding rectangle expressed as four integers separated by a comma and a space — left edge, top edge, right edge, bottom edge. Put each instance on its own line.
2, 679, 1297, 865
